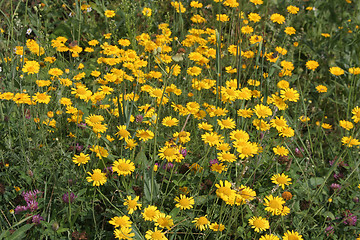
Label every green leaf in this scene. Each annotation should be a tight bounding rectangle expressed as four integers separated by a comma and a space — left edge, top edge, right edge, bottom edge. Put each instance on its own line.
323, 211, 335, 220
308, 177, 324, 188
143, 170, 159, 203
4, 224, 34, 240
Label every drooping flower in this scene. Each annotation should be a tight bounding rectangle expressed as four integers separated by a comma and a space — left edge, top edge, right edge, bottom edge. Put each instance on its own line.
192, 216, 210, 231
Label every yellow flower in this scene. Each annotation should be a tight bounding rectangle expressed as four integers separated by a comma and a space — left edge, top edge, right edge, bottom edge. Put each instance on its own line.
250, 0, 263, 5
86, 169, 107, 186
273, 146, 289, 156
109, 215, 132, 228
162, 116, 179, 127
211, 163, 227, 173
280, 88, 299, 102
22, 60, 40, 74
287, 5, 300, 14
339, 120, 354, 130
217, 151, 236, 163
270, 116, 288, 131
113, 159, 135, 176
142, 8, 152, 17
190, 1, 203, 8
154, 213, 174, 230
284, 27, 296, 35
349, 67, 360, 75
170, 1, 186, 13
329, 67, 344, 76
115, 125, 130, 140
279, 127, 295, 138
187, 66, 202, 76
271, 173, 292, 189
124, 195, 141, 214
216, 14, 229, 22
142, 205, 160, 221
145, 227, 167, 240
72, 153, 90, 166
248, 13, 261, 22
113, 227, 134, 239
33, 92, 51, 104
254, 104, 272, 118
342, 136, 360, 147
215, 180, 236, 202
270, 13, 285, 24
306, 60, 319, 70
192, 216, 210, 231
217, 117, 236, 129
260, 234, 280, 240
201, 132, 223, 147
136, 129, 154, 142
104, 10, 115, 18
209, 222, 225, 231
283, 230, 303, 240
174, 195, 195, 210
263, 195, 285, 215
316, 85, 327, 93
352, 106, 360, 123
248, 216, 269, 232
158, 145, 183, 162
48, 68, 63, 77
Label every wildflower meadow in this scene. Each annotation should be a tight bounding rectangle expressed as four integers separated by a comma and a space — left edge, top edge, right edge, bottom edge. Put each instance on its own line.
1, 0, 360, 239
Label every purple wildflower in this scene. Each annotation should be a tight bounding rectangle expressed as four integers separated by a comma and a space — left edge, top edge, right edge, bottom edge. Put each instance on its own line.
163, 162, 174, 170
325, 225, 334, 236
27, 200, 38, 212
343, 212, 357, 226
14, 205, 28, 214
330, 183, 341, 192
180, 148, 187, 157
22, 190, 41, 202
32, 214, 44, 224
62, 192, 77, 204
209, 159, 219, 166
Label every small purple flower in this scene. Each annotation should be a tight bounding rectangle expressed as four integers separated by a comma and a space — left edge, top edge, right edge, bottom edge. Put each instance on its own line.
75, 143, 84, 152
333, 172, 344, 180
180, 148, 187, 157
32, 214, 44, 224
325, 225, 334, 236
209, 159, 219, 166
330, 183, 341, 192
27, 200, 38, 212
136, 115, 143, 123
162, 162, 174, 170
62, 192, 77, 204
14, 205, 28, 214
343, 212, 357, 226
22, 190, 41, 202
